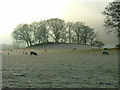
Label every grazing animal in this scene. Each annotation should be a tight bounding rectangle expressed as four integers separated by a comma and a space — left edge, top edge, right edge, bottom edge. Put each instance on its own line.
102, 50, 109, 55
73, 48, 77, 51
44, 50, 47, 52
30, 51, 37, 56
25, 52, 27, 54
8, 53, 9, 55
92, 48, 93, 50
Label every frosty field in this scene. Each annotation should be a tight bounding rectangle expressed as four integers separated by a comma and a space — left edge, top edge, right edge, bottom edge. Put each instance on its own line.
2, 47, 118, 88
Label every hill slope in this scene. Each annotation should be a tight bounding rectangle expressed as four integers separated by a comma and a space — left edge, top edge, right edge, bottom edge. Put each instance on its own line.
27, 43, 95, 50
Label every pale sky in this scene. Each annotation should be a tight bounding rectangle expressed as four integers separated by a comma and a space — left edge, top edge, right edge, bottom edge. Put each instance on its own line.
0, 0, 117, 47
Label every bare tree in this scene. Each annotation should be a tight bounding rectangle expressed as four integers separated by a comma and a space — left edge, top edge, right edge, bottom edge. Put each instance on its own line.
12, 18, 98, 46
80, 26, 95, 45
72, 22, 96, 45
72, 22, 85, 44
46, 18, 65, 43
66, 22, 74, 43
102, 0, 120, 44
12, 24, 33, 47
31, 20, 49, 44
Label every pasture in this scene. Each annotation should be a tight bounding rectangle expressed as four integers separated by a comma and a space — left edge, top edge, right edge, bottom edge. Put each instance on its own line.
2, 48, 118, 88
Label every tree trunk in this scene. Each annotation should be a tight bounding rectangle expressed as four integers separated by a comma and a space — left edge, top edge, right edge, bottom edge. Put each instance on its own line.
55, 38, 59, 43
84, 39, 86, 45
26, 41, 29, 47
84, 34, 87, 45
118, 33, 120, 45
28, 39, 32, 47
38, 39, 41, 44
90, 38, 94, 46
77, 34, 80, 44
69, 30, 71, 43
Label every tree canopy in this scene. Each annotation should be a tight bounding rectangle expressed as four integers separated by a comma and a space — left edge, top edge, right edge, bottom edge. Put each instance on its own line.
12, 18, 104, 47
102, 0, 120, 37
12, 24, 33, 47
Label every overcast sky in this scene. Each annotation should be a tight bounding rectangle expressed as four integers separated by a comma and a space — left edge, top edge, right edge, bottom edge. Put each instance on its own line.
0, 0, 117, 47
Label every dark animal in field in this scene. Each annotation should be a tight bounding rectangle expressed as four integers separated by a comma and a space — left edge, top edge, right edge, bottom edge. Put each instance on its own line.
25, 52, 27, 54
8, 53, 9, 55
44, 50, 47, 52
1, 53, 2, 55
73, 48, 77, 51
10, 50, 13, 51
92, 48, 93, 50
115, 44, 120, 49
30, 51, 37, 56
102, 51, 109, 55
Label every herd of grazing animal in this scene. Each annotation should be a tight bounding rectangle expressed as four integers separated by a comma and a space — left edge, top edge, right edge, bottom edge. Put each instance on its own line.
0, 49, 38, 56
0, 48, 110, 56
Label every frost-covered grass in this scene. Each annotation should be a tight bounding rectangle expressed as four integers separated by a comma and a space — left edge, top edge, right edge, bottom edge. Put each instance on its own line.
2, 48, 118, 88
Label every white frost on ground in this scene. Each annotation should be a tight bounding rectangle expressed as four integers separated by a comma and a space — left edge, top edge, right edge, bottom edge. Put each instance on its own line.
28, 44, 95, 50
2, 44, 118, 88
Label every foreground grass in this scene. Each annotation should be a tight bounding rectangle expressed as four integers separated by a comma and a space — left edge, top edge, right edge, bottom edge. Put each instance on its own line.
2, 49, 118, 88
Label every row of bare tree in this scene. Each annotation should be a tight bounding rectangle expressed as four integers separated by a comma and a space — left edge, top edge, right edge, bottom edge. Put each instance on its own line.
12, 18, 104, 47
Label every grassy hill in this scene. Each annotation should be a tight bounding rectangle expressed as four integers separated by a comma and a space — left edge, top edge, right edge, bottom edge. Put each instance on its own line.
27, 42, 95, 50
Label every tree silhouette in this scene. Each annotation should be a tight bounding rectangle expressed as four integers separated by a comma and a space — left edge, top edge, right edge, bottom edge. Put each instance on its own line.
12, 24, 33, 47
31, 21, 48, 44
12, 18, 102, 47
46, 18, 65, 43
102, 0, 120, 43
